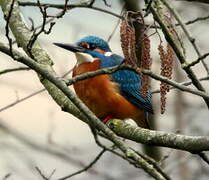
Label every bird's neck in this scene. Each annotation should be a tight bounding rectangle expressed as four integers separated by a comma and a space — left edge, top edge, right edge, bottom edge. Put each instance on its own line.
75, 52, 94, 65
73, 60, 100, 76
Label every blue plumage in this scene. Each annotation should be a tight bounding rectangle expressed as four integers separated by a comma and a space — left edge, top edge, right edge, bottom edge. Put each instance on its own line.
55, 35, 153, 114
76, 36, 111, 51
100, 54, 153, 113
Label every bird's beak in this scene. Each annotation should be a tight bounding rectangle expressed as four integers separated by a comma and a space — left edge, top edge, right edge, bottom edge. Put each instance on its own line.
54, 42, 94, 63
53, 43, 87, 53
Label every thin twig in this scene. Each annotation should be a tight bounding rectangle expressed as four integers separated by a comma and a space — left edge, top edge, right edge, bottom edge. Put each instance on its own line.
131, 148, 171, 180
48, 169, 56, 180
0, 120, 111, 178
102, 0, 111, 7
151, 76, 209, 94
35, 167, 49, 180
57, 149, 106, 180
18, 1, 122, 19
18, 1, 209, 28
88, 0, 96, 7
26, 0, 55, 58
92, 129, 170, 180
144, 0, 153, 16
160, 0, 209, 75
0, 67, 73, 113
0, 67, 30, 75
5, 0, 15, 57
2, 173, 12, 180
198, 152, 209, 165
0, 41, 168, 180
63, 64, 209, 99
148, 0, 209, 108
56, 0, 69, 18
184, 14, 209, 26
36, 167, 56, 180
183, 52, 209, 69
0, 88, 45, 112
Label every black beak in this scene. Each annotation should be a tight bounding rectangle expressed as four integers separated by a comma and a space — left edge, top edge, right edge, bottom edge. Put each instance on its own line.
53, 43, 87, 53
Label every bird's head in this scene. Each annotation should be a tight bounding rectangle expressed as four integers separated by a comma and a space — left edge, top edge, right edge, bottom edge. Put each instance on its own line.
54, 36, 112, 64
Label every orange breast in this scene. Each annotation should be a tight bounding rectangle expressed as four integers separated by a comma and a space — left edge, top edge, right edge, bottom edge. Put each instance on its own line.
73, 60, 146, 127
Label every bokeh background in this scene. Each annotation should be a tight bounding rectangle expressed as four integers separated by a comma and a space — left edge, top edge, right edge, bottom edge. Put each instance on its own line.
0, 0, 209, 179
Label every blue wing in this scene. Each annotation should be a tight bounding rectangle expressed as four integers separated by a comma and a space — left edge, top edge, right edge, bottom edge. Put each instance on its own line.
100, 54, 153, 113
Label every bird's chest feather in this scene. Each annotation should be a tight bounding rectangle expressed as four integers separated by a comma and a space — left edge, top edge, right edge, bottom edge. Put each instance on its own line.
72, 60, 145, 122
72, 60, 120, 116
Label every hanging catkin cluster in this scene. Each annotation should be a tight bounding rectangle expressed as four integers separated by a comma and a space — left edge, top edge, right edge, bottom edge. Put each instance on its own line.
120, 12, 152, 98
159, 42, 174, 114
159, 14, 177, 114
120, 17, 137, 65
141, 33, 152, 98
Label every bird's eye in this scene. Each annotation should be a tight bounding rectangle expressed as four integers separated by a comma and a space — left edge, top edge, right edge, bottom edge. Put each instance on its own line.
79, 42, 90, 49
89, 43, 96, 50
79, 42, 96, 50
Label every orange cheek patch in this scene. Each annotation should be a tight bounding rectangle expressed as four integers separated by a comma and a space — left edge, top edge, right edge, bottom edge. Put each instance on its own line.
95, 48, 105, 54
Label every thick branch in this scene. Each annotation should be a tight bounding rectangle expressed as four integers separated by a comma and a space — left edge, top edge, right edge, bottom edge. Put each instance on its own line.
1, 42, 209, 103
0, 1, 168, 177
0, 0, 87, 121
108, 119, 209, 153
0, 41, 168, 180
1, 42, 209, 154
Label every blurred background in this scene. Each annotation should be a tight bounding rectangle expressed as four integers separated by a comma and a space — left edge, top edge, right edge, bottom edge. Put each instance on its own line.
0, 0, 209, 179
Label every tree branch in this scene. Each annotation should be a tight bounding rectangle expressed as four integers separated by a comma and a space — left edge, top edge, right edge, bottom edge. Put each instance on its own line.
146, 0, 209, 108
0, 66, 30, 75
183, 14, 209, 26
35, 167, 51, 180
57, 149, 106, 180
0, 88, 45, 112
2, 40, 209, 176
0, 0, 87, 121
0, 1, 168, 178
63, 64, 209, 99
18, 1, 122, 19
1, 42, 209, 106
198, 152, 209, 165
160, 0, 209, 74
0, 120, 111, 178
151, 75, 209, 94
0, 68, 73, 113
0, 40, 168, 180
108, 119, 209, 153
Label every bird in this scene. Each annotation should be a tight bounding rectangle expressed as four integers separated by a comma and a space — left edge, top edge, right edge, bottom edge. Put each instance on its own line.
54, 36, 153, 128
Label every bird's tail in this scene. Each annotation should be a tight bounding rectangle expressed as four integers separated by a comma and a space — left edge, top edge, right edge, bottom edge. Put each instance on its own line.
134, 112, 150, 129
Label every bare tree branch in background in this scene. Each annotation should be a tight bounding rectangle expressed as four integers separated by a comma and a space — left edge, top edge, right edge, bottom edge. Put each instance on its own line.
0, 0, 209, 179
57, 149, 106, 180
0, 66, 30, 75
0, 1, 170, 179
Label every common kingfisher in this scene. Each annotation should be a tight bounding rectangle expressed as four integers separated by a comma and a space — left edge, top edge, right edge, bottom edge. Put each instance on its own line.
54, 36, 153, 128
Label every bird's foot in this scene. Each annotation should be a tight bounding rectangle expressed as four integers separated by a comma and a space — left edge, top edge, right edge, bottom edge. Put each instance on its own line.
102, 115, 113, 124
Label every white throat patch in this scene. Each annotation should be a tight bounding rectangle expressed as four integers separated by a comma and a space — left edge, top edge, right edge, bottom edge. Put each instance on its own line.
104, 52, 113, 56
75, 52, 94, 65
